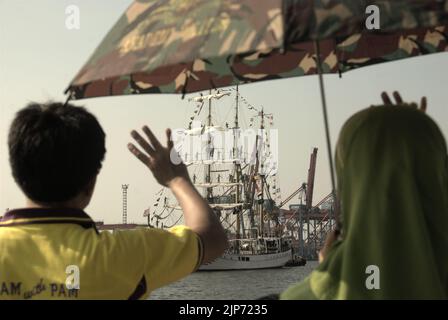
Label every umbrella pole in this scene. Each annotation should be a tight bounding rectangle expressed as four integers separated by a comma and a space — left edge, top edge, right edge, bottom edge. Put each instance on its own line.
63, 92, 72, 107
314, 40, 340, 232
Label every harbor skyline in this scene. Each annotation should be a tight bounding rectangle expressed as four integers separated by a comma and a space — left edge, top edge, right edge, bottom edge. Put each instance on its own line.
1, 0, 448, 224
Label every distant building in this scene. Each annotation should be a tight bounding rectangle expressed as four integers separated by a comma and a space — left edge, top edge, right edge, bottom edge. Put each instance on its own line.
95, 221, 148, 233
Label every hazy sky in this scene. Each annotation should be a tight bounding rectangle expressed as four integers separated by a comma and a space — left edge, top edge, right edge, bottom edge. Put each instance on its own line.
1, 0, 447, 224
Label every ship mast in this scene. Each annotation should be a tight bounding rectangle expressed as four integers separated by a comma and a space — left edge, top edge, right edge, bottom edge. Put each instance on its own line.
234, 85, 245, 240
206, 89, 213, 201
259, 108, 265, 237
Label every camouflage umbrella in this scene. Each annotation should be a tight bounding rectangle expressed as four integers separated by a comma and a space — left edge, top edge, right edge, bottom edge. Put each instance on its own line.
65, 0, 448, 227
66, 0, 448, 98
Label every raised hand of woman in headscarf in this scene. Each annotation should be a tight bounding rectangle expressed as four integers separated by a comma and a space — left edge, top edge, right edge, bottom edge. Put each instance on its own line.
381, 91, 427, 112
318, 229, 340, 263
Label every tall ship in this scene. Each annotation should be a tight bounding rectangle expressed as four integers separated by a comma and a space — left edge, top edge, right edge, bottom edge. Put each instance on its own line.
145, 87, 292, 270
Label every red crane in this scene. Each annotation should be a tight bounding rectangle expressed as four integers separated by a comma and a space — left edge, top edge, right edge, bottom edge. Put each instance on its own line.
306, 148, 318, 209
279, 148, 318, 209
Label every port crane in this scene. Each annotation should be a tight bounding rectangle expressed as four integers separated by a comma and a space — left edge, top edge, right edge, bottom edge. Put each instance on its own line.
278, 148, 336, 260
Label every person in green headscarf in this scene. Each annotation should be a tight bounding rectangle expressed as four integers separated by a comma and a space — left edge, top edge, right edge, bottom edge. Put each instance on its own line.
281, 92, 448, 299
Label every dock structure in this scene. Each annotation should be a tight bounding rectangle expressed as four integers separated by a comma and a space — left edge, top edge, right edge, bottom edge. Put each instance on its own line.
281, 193, 336, 260
94, 184, 148, 232
279, 148, 336, 260
95, 221, 148, 232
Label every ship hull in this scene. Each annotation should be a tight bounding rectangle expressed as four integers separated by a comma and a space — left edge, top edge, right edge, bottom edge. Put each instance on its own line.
199, 249, 292, 271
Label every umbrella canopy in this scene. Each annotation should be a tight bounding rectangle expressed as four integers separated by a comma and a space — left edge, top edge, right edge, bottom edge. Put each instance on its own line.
66, 0, 448, 99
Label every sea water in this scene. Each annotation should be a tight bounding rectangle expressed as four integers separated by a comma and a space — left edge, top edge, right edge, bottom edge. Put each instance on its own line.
149, 261, 318, 300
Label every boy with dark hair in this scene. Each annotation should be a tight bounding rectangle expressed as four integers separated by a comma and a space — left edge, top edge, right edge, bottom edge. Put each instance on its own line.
0, 102, 227, 299
8, 102, 106, 205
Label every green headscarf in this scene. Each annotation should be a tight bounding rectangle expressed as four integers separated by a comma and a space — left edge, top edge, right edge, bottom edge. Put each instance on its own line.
281, 106, 448, 299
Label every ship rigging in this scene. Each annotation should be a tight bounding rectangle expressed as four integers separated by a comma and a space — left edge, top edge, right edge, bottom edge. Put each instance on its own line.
146, 87, 291, 270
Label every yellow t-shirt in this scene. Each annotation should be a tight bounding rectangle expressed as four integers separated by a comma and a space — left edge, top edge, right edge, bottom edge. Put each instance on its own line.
0, 208, 203, 299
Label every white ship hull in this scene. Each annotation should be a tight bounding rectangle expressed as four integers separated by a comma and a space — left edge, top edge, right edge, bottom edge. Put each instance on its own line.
199, 249, 292, 271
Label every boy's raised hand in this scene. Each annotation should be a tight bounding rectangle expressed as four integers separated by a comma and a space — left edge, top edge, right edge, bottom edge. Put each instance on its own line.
128, 126, 190, 187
